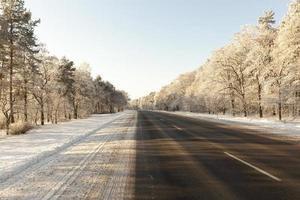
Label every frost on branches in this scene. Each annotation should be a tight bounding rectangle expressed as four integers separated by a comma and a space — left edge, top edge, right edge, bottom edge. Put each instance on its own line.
133, 0, 300, 121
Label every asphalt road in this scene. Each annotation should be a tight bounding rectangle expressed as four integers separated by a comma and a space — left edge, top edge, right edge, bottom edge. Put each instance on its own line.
134, 111, 300, 200
2, 110, 300, 200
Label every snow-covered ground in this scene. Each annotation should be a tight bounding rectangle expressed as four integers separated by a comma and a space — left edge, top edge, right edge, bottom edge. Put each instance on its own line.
0, 112, 127, 183
161, 111, 300, 141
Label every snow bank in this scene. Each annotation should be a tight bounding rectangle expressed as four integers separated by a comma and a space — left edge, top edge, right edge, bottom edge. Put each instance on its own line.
161, 111, 300, 140
0, 112, 126, 183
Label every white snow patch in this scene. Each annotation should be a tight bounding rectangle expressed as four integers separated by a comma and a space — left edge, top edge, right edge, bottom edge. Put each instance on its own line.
0, 112, 126, 183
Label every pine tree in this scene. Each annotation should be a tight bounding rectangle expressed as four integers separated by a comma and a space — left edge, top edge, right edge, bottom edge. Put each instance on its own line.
0, 0, 39, 124
57, 58, 76, 119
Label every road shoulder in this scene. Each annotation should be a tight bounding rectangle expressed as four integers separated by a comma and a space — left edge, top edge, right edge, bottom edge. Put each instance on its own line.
0, 112, 126, 183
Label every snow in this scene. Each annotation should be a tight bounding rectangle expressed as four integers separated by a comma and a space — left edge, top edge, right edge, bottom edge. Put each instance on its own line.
0, 112, 126, 183
0, 111, 137, 199
161, 111, 300, 140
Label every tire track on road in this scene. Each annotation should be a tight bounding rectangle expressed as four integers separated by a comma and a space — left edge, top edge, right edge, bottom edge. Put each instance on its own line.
41, 134, 111, 200
0, 112, 136, 200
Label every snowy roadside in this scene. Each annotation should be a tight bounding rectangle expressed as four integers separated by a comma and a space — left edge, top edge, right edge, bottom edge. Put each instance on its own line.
0, 111, 137, 199
0, 112, 126, 183
159, 111, 300, 141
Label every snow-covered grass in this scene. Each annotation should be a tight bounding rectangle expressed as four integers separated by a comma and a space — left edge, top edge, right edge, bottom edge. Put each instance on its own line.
0, 112, 126, 183
161, 111, 300, 140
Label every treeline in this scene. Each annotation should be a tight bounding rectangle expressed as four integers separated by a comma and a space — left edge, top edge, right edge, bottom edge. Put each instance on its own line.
0, 0, 128, 134
133, 0, 300, 121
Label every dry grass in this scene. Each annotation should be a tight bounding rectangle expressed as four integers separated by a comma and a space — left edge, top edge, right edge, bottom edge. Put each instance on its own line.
9, 121, 34, 135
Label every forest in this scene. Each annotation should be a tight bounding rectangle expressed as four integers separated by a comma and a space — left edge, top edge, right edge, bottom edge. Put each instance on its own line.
0, 0, 128, 134
134, 0, 300, 121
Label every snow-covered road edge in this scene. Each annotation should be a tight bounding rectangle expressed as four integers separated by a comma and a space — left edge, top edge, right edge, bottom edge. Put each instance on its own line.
0, 112, 126, 183
157, 111, 300, 140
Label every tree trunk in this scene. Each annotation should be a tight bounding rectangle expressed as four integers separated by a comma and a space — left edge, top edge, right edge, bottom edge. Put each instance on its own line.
243, 106, 247, 117
243, 102, 247, 117
278, 89, 282, 121
73, 101, 78, 119
229, 86, 236, 116
9, 37, 14, 124
55, 110, 58, 124
24, 85, 28, 122
241, 93, 247, 117
231, 98, 235, 116
34, 110, 38, 125
259, 104, 263, 118
278, 102, 282, 121
47, 111, 50, 123
47, 102, 51, 123
41, 101, 45, 125
6, 117, 10, 135
257, 80, 263, 118
64, 103, 67, 119
110, 104, 114, 113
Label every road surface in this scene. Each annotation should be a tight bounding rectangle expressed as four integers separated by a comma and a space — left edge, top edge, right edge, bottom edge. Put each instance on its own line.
1, 110, 300, 199
135, 111, 300, 200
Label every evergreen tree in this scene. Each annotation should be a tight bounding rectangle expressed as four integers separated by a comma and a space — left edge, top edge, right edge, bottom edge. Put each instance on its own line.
0, 0, 39, 124
57, 58, 76, 119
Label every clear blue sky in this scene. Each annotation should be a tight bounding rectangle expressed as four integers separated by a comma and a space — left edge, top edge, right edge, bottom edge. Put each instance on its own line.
25, 0, 291, 99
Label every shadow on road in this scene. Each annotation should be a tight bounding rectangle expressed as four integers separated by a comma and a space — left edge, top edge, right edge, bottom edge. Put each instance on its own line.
133, 111, 300, 200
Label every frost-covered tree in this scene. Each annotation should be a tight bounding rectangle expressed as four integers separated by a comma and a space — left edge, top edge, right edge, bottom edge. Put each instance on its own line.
246, 11, 277, 118
31, 50, 53, 125
72, 63, 95, 119
274, 0, 300, 71
214, 30, 253, 117
134, 0, 300, 121
270, 1, 300, 120
151, 72, 196, 111
138, 92, 156, 110
0, 1, 128, 134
